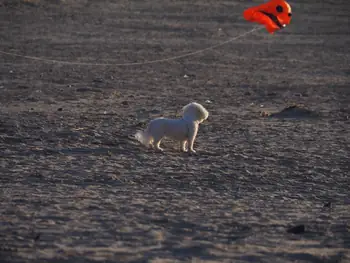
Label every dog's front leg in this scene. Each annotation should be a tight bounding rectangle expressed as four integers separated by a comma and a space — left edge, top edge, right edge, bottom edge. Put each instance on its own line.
180, 140, 187, 152
154, 140, 164, 151
188, 123, 198, 153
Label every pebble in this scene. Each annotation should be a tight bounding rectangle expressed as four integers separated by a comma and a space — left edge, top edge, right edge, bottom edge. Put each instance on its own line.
287, 224, 305, 234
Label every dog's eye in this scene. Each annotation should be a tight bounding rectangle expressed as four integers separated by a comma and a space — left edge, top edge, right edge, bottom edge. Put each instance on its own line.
276, 5, 283, 13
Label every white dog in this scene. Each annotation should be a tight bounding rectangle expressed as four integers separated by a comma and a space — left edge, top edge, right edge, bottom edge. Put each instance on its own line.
135, 102, 209, 153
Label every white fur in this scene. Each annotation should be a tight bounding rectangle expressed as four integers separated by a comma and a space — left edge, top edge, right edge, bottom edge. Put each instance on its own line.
135, 102, 209, 153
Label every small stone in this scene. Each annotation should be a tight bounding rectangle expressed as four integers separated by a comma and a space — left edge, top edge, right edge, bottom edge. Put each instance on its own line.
17, 85, 29, 89
76, 87, 90, 92
27, 96, 38, 102
149, 230, 165, 242
287, 224, 305, 234
260, 111, 270, 117
267, 92, 277, 96
33, 141, 42, 146
323, 201, 332, 208
30, 172, 43, 178
93, 78, 104, 83
34, 233, 40, 241
183, 74, 195, 78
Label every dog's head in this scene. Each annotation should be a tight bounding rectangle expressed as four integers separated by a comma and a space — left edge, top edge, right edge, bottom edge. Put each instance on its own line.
182, 102, 209, 123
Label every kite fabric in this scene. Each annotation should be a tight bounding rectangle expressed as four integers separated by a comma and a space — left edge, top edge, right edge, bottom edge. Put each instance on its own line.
243, 0, 292, 34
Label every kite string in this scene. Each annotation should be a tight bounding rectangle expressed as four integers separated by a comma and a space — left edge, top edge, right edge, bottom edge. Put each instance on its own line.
0, 27, 262, 66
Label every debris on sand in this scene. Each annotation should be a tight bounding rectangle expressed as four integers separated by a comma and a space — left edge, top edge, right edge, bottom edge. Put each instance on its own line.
287, 224, 305, 234
93, 78, 104, 83
33, 233, 41, 241
323, 201, 332, 208
268, 105, 318, 119
16, 85, 30, 90
260, 111, 271, 117
0, 245, 17, 252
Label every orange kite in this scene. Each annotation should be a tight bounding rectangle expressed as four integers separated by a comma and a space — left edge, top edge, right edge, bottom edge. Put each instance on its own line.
243, 0, 292, 34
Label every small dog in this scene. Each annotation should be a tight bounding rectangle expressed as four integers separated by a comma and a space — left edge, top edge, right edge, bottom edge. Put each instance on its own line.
135, 102, 209, 153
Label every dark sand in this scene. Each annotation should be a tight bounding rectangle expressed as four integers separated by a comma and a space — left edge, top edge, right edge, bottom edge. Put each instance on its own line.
0, 0, 349, 262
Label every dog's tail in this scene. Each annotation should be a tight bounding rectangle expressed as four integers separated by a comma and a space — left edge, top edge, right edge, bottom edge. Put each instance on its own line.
135, 130, 153, 147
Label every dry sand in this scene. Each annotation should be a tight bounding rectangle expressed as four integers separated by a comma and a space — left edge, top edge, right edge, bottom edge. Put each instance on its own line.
0, 0, 349, 262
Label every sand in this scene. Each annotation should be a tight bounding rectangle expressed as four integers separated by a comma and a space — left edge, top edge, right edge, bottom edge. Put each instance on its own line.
0, 0, 349, 262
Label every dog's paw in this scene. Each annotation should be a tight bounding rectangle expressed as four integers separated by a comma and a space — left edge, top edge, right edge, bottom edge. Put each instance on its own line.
189, 149, 197, 155
156, 147, 164, 152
